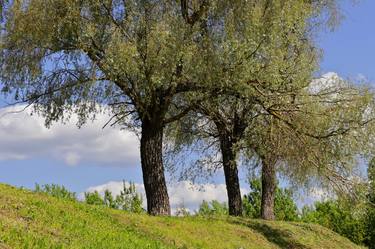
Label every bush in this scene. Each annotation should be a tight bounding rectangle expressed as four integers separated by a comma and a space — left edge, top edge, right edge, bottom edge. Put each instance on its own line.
34, 184, 76, 201
301, 199, 367, 245
365, 158, 375, 248
84, 181, 144, 213
84, 191, 105, 206
196, 200, 228, 216
300, 159, 375, 248
115, 181, 144, 213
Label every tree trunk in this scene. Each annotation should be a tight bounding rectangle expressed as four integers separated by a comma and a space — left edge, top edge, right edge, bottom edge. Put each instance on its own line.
140, 119, 170, 216
261, 158, 276, 220
220, 133, 243, 216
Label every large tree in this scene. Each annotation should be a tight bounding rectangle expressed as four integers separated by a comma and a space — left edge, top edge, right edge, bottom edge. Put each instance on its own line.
168, 0, 335, 217
0, 0, 221, 215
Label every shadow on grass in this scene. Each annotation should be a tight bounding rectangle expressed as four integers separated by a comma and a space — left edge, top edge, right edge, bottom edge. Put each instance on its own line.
229, 219, 309, 249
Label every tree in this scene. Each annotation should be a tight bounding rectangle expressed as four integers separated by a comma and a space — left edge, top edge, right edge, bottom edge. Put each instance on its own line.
84, 191, 105, 206
1, 0, 368, 218
241, 0, 369, 221
34, 183, 77, 201
196, 200, 228, 216
0, 0, 219, 215
243, 178, 298, 221
115, 181, 143, 213
84, 182, 144, 213
167, 0, 359, 218
104, 190, 117, 209
168, 0, 321, 217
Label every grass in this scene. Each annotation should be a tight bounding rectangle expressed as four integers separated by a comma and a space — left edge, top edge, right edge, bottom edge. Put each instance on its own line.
0, 183, 366, 249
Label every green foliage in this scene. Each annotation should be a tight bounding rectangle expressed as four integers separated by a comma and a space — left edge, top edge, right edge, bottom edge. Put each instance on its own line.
368, 158, 375, 203
84, 191, 105, 206
242, 179, 298, 221
34, 183, 76, 201
242, 179, 262, 218
196, 200, 228, 216
364, 158, 375, 248
364, 205, 375, 249
84, 181, 144, 213
300, 160, 375, 248
301, 199, 367, 245
115, 181, 144, 213
104, 190, 117, 209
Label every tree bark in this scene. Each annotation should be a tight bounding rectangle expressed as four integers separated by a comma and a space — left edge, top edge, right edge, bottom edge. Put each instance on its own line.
140, 119, 170, 216
261, 158, 276, 220
219, 133, 243, 216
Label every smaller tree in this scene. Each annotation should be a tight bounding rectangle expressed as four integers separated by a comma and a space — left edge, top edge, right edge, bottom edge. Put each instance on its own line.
196, 200, 228, 216
243, 178, 298, 221
84, 181, 144, 213
104, 190, 117, 209
34, 183, 76, 201
84, 191, 105, 206
115, 181, 144, 213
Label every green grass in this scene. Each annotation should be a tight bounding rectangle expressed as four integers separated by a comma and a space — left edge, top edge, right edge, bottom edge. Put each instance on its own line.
0, 184, 366, 249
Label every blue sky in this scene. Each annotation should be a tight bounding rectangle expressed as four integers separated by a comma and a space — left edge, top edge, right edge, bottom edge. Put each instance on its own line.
0, 0, 374, 210
319, 0, 375, 81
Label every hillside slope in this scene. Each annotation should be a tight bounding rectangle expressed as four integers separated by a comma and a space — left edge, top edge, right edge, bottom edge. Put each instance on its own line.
0, 184, 366, 249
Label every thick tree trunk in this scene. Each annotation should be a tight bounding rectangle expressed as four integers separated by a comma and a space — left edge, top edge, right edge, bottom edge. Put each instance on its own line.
261, 158, 276, 220
140, 119, 170, 216
220, 134, 243, 216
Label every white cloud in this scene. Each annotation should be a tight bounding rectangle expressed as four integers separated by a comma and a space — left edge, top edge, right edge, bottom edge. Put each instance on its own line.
0, 105, 140, 167
356, 73, 368, 82
83, 180, 249, 214
64, 152, 81, 166
309, 72, 345, 94
296, 186, 336, 207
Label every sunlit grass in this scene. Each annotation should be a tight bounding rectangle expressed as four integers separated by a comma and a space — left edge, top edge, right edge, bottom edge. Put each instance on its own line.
0, 184, 365, 249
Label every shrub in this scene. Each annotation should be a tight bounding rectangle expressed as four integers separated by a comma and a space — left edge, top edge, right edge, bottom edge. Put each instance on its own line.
34, 183, 76, 201
84, 181, 144, 213
84, 191, 105, 206
301, 199, 367, 245
115, 181, 144, 213
197, 200, 228, 216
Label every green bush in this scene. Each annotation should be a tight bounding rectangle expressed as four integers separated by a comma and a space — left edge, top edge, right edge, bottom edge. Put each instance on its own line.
301, 200, 367, 245
300, 159, 375, 248
34, 184, 76, 201
84, 191, 105, 206
115, 181, 144, 213
365, 158, 375, 248
196, 200, 228, 216
84, 181, 144, 213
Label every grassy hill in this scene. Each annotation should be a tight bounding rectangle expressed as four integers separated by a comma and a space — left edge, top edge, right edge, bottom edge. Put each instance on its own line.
0, 184, 366, 249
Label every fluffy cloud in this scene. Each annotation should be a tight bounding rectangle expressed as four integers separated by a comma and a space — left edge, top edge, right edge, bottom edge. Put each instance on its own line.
83, 180, 249, 214
295, 186, 336, 208
309, 72, 344, 94
0, 105, 139, 167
